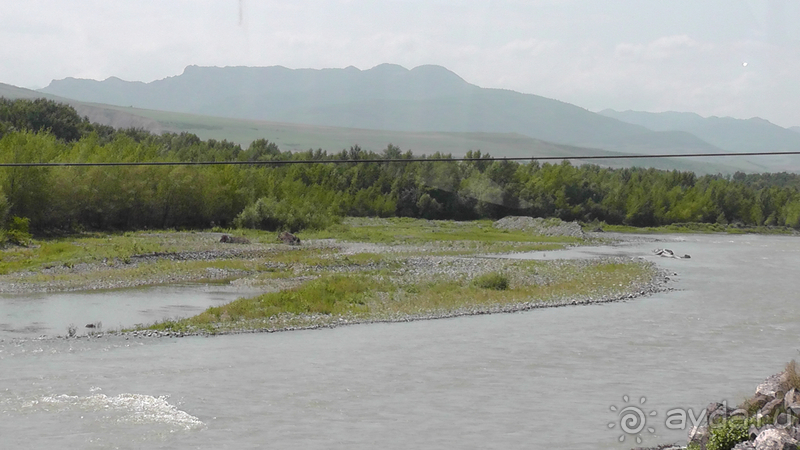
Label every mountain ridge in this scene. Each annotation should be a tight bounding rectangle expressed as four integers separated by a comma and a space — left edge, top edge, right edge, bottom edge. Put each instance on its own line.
599, 109, 800, 170
2, 81, 759, 174
40, 64, 729, 159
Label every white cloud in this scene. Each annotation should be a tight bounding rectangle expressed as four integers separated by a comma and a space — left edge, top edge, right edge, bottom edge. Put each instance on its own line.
1, 1, 799, 126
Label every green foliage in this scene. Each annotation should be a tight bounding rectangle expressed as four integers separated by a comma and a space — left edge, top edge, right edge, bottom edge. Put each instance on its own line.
4, 98, 800, 235
0, 192, 8, 229
706, 417, 750, 450
0, 98, 88, 142
184, 275, 377, 326
234, 196, 341, 232
472, 272, 510, 290
5, 216, 31, 246
140, 256, 655, 333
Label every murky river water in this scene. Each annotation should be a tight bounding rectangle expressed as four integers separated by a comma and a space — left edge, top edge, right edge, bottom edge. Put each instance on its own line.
2, 233, 799, 449
0, 284, 266, 339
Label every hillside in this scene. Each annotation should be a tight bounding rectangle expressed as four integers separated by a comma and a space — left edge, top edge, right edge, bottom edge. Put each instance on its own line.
600, 109, 800, 171
40, 64, 728, 158
0, 82, 165, 132
0, 82, 762, 174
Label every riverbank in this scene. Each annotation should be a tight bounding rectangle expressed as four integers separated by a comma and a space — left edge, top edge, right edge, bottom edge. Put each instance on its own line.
0, 218, 673, 340
639, 362, 800, 450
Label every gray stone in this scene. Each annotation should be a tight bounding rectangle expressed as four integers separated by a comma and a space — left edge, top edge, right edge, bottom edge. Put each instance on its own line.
688, 424, 710, 448
708, 402, 736, 425
761, 397, 785, 418
785, 389, 800, 411
757, 373, 788, 399
755, 428, 799, 450
776, 413, 798, 427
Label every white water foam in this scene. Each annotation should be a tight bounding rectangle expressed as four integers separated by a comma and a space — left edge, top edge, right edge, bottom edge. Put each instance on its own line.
32, 392, 205, 430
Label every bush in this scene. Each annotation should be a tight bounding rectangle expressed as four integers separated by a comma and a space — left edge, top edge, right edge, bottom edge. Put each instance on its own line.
706, 417, 750, 450
472, 272, 510, 290
233, 197, 340, 232
6, 216, 31, 246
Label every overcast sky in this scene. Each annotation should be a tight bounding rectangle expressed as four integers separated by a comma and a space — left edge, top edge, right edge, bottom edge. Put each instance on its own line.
2, 0, 799, 127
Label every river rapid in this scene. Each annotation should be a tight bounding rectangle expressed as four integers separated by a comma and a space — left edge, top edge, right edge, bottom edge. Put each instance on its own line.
2, 233, 799, 449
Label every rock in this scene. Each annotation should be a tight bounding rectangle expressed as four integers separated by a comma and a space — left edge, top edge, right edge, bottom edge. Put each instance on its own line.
755, 428, 799, 450
688, 424, 710, 448
777, 413, 798, 427
278, 232, 301, 245
734, 441, 757, 450
757, 373, 788, 398
752, 424, 768, 440
492, 216, 585, 238
707, 402, 736, 425
761, 397, 785, 418
785, 389, 800, 411
748, 394, 773, 413
219, 235, 251, 244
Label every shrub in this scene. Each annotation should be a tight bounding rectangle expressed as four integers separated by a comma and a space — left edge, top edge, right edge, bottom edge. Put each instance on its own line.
233, 197, 340, 232
472, 272, 510, 290
6, 216, 32, 246
706, 417, 750, 450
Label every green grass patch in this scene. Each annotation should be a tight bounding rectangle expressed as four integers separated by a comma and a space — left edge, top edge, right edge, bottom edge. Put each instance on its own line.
472, 272, 510, 290
0, 233, 175, 274
590, 221, 798, 235
144, 259, 656, 334
304, 218, 583, 246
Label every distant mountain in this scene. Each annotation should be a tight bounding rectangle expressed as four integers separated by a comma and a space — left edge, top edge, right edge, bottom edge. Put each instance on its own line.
0, 82, 164, 132
1, 81, 757, 174
791, 126, 800, 134
40, 64, 726, 158
600, 109, 800, 171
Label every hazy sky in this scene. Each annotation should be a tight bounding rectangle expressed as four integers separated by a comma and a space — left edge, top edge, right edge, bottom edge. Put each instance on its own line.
3, 0, 800, 127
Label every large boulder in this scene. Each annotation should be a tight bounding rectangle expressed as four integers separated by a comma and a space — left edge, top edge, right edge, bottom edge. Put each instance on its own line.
757, 373, 788, 398
785, 389, 800, 413
688, 424, 710, 448
707, 402, 737, 425
760, 397, 785, 418
754, 428, 799, 450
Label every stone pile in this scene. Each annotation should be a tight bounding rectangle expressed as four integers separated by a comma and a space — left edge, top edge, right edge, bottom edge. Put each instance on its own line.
493, 216, 585, 238
686, 370, 800, 450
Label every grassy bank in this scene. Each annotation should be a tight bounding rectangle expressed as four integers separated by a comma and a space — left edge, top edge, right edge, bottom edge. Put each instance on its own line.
1, 217, 665, 337
142, 258, 658, 335
588, 221, 799, 235
0, 218, 586, 290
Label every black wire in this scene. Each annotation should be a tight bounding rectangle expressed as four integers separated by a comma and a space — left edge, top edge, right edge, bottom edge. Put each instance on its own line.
1, 150, 799, 167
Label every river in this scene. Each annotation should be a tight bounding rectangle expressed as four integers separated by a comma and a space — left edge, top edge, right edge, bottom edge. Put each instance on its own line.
2, 233, 799, 449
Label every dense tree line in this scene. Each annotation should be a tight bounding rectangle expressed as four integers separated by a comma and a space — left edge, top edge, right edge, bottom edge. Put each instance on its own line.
3, 98, 800, 235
